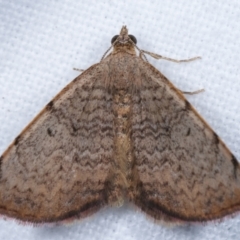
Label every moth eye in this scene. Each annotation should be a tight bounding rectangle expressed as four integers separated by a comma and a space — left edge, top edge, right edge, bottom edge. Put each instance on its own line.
111, 35, 119, 44
129, 35, 137, 44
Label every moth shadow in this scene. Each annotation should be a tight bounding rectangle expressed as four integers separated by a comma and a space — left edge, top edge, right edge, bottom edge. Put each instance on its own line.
171, 224, 203, 236
32, 206, 125, 239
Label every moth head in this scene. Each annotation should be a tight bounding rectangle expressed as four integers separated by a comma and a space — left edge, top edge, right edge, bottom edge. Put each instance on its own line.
100, 26, 137, 60
111, 26, 137, 46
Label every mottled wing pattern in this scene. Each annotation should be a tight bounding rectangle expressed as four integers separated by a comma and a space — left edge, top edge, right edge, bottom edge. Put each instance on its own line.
130, 60, 240, 222
1, 24, 240, 225
0, 64, 115, 223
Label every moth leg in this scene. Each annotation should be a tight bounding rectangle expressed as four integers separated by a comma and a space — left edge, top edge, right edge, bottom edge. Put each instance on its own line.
141, 50, 201, 63
180, 88, 205, 95
139, 50, 149, 62
73, 68, 84, 72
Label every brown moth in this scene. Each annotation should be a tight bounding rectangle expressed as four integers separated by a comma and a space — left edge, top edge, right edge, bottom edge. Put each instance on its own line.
0, 26, 240, 224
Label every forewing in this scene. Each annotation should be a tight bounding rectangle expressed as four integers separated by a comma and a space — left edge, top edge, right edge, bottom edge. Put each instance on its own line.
131, 60, 240, 222
0, 64, 114, 223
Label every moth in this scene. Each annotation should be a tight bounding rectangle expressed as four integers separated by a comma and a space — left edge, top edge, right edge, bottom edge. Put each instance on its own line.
0, 26, 239, 224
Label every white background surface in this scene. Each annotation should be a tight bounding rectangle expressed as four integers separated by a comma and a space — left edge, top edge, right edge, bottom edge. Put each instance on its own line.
0, 0, 240, 239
